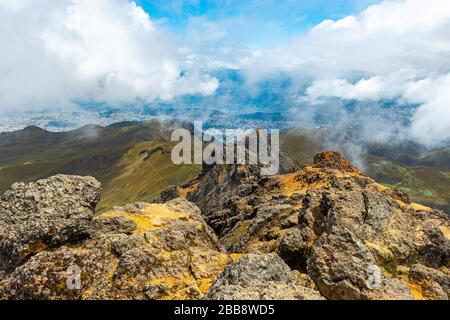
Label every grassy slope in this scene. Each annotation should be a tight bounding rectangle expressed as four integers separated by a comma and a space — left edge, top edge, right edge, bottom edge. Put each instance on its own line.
365, 156, 450, 211
97, 141, 200, 212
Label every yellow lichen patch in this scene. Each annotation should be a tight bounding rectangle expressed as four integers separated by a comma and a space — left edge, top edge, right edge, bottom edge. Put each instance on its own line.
395, 273, 429, 301
142, 204, 189, 225
70, 247, 91, 254
230, 253, 244, 261
410, 202, 432, 212
277, 167, 331, 196
439, 226, 450, 240
198, 278, 213, 294
179, 184, 198, 199
277, 173, 308, 196
369, 182, 389, 192
395, 200, 407, 209
100, 204, 189, 233
406, 282, 425, 300
395, 199, 432, 212
82, 285, 97, 300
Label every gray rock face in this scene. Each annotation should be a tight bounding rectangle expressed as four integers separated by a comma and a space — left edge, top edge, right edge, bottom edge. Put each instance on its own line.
205, 253, 324, 300
307, 227, 413, 300
408, 264, 450, 299
188, 164, 264, 238
0, 175, 102, 273
1, 195, 231, 300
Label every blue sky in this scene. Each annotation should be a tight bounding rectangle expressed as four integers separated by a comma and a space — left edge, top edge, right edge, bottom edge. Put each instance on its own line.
136, 0, 381, 47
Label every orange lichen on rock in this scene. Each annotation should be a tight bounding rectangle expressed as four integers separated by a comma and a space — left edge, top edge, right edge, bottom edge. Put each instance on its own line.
439, 226, 450, 240
101, 204, 189, 233
277, 166, 330, 196
179, 184, 198, 199
395, 200, 433, 212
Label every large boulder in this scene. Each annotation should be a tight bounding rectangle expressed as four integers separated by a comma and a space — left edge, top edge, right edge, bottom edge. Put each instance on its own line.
0, 175, 101, 273
1, 197, 232, 300
204, 253, 324, 300
307, 227, 413, 300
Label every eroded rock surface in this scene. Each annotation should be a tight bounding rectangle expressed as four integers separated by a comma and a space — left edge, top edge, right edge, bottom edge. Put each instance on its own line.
181, 151, 450, 300
205, 253, 323, 300
0, 175, 101, 273
0, 177, 231, 300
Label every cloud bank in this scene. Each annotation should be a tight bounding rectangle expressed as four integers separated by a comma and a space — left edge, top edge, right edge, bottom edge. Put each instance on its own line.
242, 0, 450, 146
0, 0, 218, 111
0, 0, 449, 147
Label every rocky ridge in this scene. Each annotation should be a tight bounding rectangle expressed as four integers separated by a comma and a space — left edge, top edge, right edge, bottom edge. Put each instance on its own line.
182, 151, 450, 300
0, 152, 449, 300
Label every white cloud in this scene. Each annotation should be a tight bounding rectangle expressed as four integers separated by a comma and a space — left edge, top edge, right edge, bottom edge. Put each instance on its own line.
0, 0, 218, 111
305, 70, 416, 102
242, 0, 450, 146
404, 74, 450, 145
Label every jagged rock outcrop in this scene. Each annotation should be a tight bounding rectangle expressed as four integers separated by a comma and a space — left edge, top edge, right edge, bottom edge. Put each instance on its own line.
180, 151, 450, 300
187, 164, 264, 240
0, 177, 232, 300
204, 253, 323, 300
0, 175, 101, 274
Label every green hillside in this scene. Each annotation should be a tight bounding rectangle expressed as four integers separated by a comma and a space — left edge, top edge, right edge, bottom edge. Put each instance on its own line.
97, 140, 200, 211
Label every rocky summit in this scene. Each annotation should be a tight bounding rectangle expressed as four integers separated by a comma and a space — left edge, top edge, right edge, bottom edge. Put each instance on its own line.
0, 152, 449, 300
